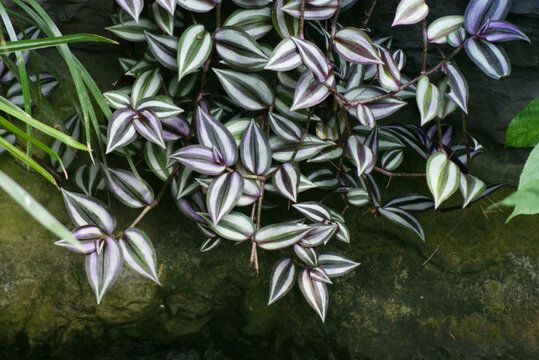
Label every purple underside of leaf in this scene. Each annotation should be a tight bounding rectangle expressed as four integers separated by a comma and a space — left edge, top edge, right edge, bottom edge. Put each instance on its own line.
170, 145, 226, 176
464, 0, 511, 34
162, 116, 190, 140
133, 110, 166, 149
480, 21, 530, 43
106, 109, 137, 154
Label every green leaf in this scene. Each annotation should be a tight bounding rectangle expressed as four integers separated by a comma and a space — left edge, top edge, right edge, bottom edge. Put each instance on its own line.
500, 144, 539, 221
426, 152, 460, 209
177, 24, 212, 81
0, 33, 116, 53
505, 98, 539, 148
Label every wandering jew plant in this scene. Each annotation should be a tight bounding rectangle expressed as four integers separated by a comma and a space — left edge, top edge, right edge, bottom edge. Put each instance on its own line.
50, 0, 529, 321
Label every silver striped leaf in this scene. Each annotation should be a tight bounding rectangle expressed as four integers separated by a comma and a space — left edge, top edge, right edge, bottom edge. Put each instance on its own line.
345, 86, 407, 121
131, 69, 161, 107
277, 68, 300, 90
145, 32, 178, 71
272, 0, 300, 38
115, 0, 144, 23
447, 27, 466, 47
196, 108, 238, 166
381, 149, 404, 171
334, 27, 382, 64
85, 237, 123, 304
268, 112, 304, 143
306, 168, 339, 190
347, 188, 369, 207
292, 201, 331, 223
213, 68, 274, 111
106, 19, 158, 42
177, 24, 212, 81
169, 145, 226, 176
151, 2, 174, 35
464, 37, 510, 79
384, 194, 434, 212
300, 223, 338, 247
298, 269, 329, 322
378, 207, 425, 241
199, 212, 255, 242
377, 47, 401, 92
416, 75, 441, 126
224, 118, 251, 145
215, 27, 269, 71
137, 95, 183, 118
268, 258, 296, 305
480, 21, 530, 43
291, 70, 334, 111
275, 85, 322, 122
392, 0, 429, 26
132, 109, 166, 149
291, 37, 329, 82
173, 192, 206, 223
200, 237, 222, 252
103, 167, 155, 208
103, 90, 131, 110
224, 8, 272, 40
334, 221, 350, 243
144, 141, 174, 181
464, 0, 510, 34
265, 37, 302, 72
294, 244, 318, 266
162, 116, 190, 140
120, 228, 160, 284
359, 173, 381, 207
318, 253, 360, 278
459, 174, 486, 208
443, 63, 469, 113
61, 189, 116, 234
240, 120, 272, 175
50, 114, 81, 172
427, 16, 464, 44
347, 135, 375, 177
207, 172, 244, 225
237, 178, 262, 206
309, 266, 332, 284
55, 225, 102, 254
255, 222, 311, 250
273, 163, 300, 202
282, 0, 338, 20
306, 147, 343, 163
74, 164, 102, 196
355, 104, 376, 129
426, 152, 461, 209
172, 166, 200, 199
177, 0, 216, 13
106, 109, 137, 154
232, 0, 272, 7
0, 129, 16, 157
156, 0, 176, 15
7, 73, 58, 106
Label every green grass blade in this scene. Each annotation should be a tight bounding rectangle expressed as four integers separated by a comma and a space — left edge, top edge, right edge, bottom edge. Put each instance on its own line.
0, 33, 117, 53
0, 134, 56, 185
0, 169, 82, 249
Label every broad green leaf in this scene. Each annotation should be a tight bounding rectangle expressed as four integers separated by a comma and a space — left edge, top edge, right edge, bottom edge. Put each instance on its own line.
426, 152, 460, 209
505, 99, 539, 148
177, 24, 212, 81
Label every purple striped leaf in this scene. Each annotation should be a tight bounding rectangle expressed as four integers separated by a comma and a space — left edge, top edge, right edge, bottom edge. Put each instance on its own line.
177, 24, 212, 81
298, 269, 329, 322
480, 21, 530, 43
137, 95, 183, 119
255, 222, 311, 250
196, 108, 238, 166
106, 19, 158, 43
132, 109, 166, 149
345, 86, 407, 121
116, 0, 143, 23
85, 237, 123, 304
172, 167, 200, 199
273, 163, 300, 202
309, 266, 332, 284
334, 28, 382, 65
144, 32, 178, 71
207, 172, 244, 225
199, 211, 255, 241
55, 225, 102, 254
61, 189, 116, 234
174, 193, 206, 223
156, 0, 176, 15
240, 120, 272, 175
377, 47, 401, 92
213, 68, 274, 111
319, 253, 360, 278
416, 75, 441, 126
307, 168, 339, 190
392, 0, 429, 26
464, 37, 510, 79
265, 37, 302, 72
294, 244, 318, 266
177, 0, 216, 13
383, 194, 434, 212
334, 221, 350, 243
427, 16, 464, 44
103, 167, 155, 208
347, 135, 375, 177
268, 258, 296, 305
162, 116, 189, 141
103, 90, 130, 110
270, 134, 333, 162
378, 207, 425, 241
120, 228, 160, 284
269, 112, 304, 142
272, 0, 300, 38
282, 0, 338, 20
169, 145, 226, 176
223, 7, 273, 40
215, 27, 269, 71
464, 0, 511, 34
291, 37, 329, 83
144, 142, 172, 181
447, 27, 467, 47
106, 109, 137, 154
355, 104, 376, 129
291, 70, 334, 111
300, 223, 338, 247
292, 202, 331, 223
443, 63, 469, 113
237, 178, 262, 206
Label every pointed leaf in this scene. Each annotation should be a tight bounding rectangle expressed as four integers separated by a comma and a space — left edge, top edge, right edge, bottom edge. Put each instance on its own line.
272, 0, 300, 38
292, 201, 331, 223
426, 152, 461, 209
145, 32, 178, 70
265, 37, 302, 72
269, 112, 304, 142
291, 37, 329, 82
75, 164, 101, 196
170, 145, 226, 176
106, 109, 137, 153
196, 108, 238, 166
240, 120, 272, 175
300, 223, 338, 247
464, 0, 511, 34
116, 0, 144, 23
177, 0, 216, 13
106, 19, 158, 42
199, 212, 255, 241
480, 20, 530, 43
214, 68, 274, 111
156, 0, 176, 15
460, 174, 486, 208
464, 37, 510, 79
103, 167, 155, 208
61, 189, 116, 234
273, 163, 300, 202
392, 0, 429, 26
444, 63, 469, 113
207, 172, 244, 225
268, 258, 296, 305
377, 47, 401, 92
416, 75, 441, 126
347, 135, 375, 177
334, 28, 382, 64
152, 2, 174, 35
215, 27, 269, 70
177, 24, 212, 81
298, 269, 329, 322
427, 16, 464, 44
132, 109, 165, 149
384, 194, 434, 211
85, 237, 122, 304
255, 222, 311, 250
319, 253, 360, 278
378, 207, 425, 241
120, 228, 160, 284
224, 7, 272, 40
291, 70, 333, 111
131, 69, 161, 107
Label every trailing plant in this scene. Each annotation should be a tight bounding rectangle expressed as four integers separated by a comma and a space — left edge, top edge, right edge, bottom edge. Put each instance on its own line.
33, 0, 530, 321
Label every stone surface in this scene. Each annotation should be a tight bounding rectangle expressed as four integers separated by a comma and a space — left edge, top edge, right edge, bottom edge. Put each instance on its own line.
0, 0, 538, 359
